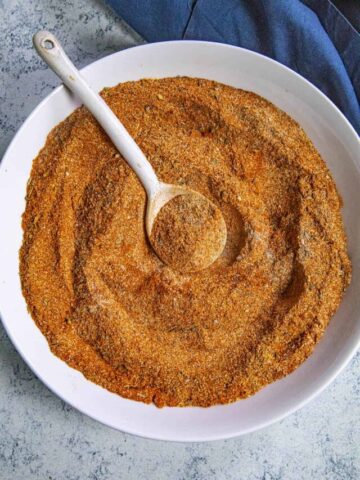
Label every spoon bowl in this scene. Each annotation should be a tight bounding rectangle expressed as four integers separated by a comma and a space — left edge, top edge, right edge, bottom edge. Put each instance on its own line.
147, 184, 227, 272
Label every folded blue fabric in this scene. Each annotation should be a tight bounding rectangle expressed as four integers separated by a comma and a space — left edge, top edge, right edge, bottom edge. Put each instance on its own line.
107, 0, 360, 134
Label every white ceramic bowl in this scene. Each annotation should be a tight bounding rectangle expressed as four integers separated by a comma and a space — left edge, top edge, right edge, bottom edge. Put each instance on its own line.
0, 41, 359, 442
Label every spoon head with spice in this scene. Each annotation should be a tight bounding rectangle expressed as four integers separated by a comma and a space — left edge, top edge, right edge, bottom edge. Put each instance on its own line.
146, 184, 227, 273
32, 32, 227, 273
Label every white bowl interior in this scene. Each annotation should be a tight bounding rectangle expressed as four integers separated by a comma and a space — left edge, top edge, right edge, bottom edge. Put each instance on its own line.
0, 41, 359, 441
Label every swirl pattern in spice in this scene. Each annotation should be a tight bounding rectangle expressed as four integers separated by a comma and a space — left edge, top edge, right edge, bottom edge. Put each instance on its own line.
20, 77, 351, 407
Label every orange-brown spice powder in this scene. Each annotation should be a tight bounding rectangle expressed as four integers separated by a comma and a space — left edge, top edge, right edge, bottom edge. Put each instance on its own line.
150, 193, 226, 272
20, 77, 351, 407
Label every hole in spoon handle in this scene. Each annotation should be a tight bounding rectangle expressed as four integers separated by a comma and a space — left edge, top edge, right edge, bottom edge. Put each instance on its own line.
33, 31, 62, 59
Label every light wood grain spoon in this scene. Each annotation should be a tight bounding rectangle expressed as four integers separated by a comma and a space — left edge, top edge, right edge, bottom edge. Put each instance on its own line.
33, 31, 227, 272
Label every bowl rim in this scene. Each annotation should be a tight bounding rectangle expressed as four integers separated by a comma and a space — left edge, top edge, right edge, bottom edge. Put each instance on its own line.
0, 40, 359, 442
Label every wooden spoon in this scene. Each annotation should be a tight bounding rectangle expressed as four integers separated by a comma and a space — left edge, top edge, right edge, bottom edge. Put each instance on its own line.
33, 31, 227, 272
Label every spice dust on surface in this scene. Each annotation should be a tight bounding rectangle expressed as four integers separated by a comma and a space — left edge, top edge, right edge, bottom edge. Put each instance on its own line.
20, 77, 351, 407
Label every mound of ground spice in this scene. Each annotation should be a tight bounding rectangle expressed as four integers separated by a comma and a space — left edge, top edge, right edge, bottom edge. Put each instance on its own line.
150, 193, 227, 272
20, 77, 351, 407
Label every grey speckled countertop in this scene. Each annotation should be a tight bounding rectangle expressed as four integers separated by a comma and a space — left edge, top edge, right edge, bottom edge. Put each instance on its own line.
0, 1, 359, 479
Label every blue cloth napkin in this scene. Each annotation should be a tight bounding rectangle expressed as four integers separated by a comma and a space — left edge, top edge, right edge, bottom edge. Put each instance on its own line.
107, 0, 360, 134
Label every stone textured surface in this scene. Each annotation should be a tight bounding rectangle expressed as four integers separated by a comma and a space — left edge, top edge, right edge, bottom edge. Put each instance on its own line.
0, 1, 359, 479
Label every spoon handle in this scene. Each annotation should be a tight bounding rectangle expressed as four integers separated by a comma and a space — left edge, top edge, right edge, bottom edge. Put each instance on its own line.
33, 30, 160, 197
